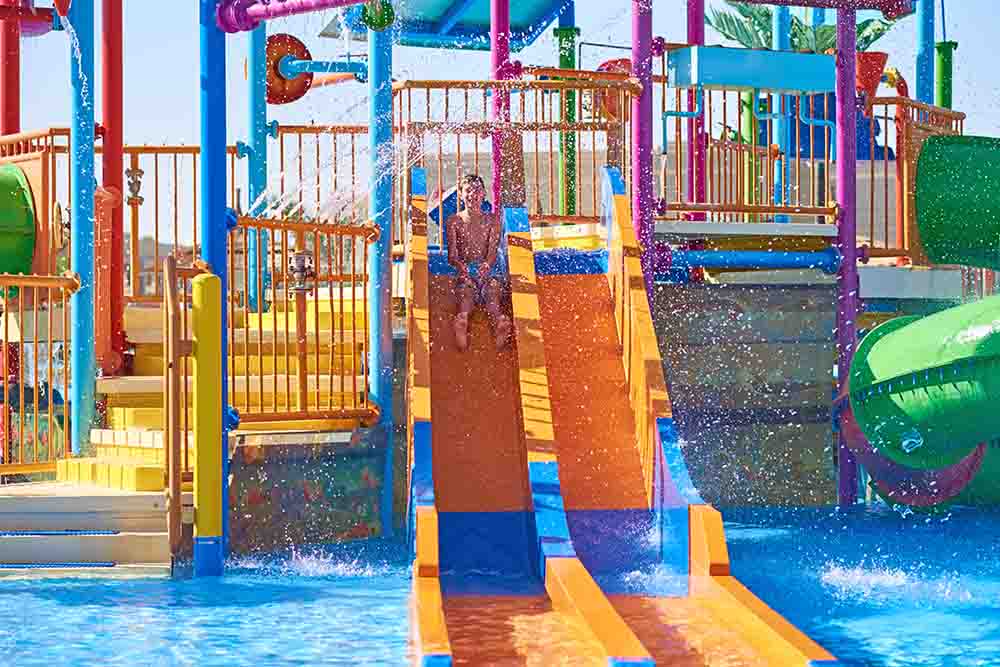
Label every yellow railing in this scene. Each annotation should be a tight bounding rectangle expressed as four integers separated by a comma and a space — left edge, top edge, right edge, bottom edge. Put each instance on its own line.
604, 170, 672, 505
0, 272, 80, 477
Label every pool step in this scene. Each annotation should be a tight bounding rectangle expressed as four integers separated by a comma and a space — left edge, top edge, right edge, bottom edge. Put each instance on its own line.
0, 562, 171, 578
0, 531, 170, 565
0, 483, 172, 570
0, 484, 171, 532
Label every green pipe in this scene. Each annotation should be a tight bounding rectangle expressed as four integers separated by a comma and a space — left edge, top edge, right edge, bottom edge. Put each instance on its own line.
739, 91, 760, 222
555, 25, 579, 217
935, 41, 958, 109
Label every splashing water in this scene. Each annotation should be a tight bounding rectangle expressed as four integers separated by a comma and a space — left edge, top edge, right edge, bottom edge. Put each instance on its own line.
59, 15, 91, 114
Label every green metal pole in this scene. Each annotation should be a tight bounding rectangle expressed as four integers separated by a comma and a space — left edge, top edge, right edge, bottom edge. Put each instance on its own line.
555, 22, 579, 216
935, 41, 957, 109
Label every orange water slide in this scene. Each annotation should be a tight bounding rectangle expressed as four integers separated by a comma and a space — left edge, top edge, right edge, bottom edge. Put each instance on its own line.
407, 170, 652, 666
527, 167, 839, 666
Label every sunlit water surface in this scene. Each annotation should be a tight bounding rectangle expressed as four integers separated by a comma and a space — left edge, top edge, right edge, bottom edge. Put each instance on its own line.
724, 505, 1000, 667
0, 543, 412, 667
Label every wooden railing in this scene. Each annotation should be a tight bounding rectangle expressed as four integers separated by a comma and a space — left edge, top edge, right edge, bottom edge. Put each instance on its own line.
603, 167, 671, 504
162, 256, 191, 555
0, 272, 80, 477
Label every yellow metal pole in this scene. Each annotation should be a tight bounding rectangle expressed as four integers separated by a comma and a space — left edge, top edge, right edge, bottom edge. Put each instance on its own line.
192, 272, 224, 576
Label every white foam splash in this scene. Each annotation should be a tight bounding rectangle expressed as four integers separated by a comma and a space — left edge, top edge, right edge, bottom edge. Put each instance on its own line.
820, 561, 974, 605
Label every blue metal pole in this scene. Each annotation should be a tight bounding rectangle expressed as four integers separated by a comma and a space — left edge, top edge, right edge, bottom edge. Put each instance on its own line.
68, 0, 95, 457
368, 24, 394, 538
772, 6, 791, 222
197, 0, 229, 576
247, 23, 269, 312
917, 0, 935, 104
810, 7, 826, 26
278, 56, 367, 80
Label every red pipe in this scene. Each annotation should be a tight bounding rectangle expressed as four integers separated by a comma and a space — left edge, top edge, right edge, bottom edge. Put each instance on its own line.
0, 5, 54, 25
0, 1, 20, 134
103, 0, 126, 360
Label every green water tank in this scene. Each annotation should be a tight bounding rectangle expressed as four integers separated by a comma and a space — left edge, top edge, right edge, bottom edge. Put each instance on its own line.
916, 135, 1000, 270
0, 164, 37, 276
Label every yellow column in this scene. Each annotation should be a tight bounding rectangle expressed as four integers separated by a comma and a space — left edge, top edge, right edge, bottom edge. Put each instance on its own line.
192, 272, 224, 576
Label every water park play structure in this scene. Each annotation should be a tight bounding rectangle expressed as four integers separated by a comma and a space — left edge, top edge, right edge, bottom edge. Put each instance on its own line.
0, 0, 998, 663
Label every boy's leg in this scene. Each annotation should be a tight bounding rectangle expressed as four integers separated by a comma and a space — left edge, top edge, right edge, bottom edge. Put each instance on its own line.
454, 277, 476, 351
483, 278, 511, 350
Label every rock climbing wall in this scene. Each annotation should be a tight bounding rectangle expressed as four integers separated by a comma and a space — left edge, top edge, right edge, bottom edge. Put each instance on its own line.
652, 281, 837, 506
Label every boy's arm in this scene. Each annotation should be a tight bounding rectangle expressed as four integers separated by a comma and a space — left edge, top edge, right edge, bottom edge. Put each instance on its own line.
481, 214, 501, 273
446, 215, 467, 274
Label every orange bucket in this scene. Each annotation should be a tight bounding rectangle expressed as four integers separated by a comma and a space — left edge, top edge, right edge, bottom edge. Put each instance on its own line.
856, 51, 889, 110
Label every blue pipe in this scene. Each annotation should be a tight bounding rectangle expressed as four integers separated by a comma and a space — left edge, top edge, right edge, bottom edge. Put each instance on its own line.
917, 0, 935, 104
278, 55, 368, 82
247, 24, 270, 313
435, 0, 477, 35
772, 6, 791, 221
657, 247, 842, 276
558, 0, 575, 27
799, 94, 836, 129
68, 0, 95, 457
197, 0, 228, 577
369, 25, 394, 539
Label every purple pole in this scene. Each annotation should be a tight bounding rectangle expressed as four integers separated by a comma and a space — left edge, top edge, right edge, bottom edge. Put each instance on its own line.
217, 0, 367, 33
687, 0, 706, 215
836, 9, 859, 506
632, 0, 654, 289
491, 0, 511, 209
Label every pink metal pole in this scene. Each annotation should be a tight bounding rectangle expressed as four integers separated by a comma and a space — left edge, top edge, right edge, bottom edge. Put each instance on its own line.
836, 9, 860, 505
687, 0, 705, 215
491, 0, 511, 209
217, 0, 367, 33
632, 0, 654, 268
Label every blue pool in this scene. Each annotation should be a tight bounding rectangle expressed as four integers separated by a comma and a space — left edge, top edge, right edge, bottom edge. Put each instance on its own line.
725, 505, 1000, 667
2, 509, 998, 666
0, 542, 412, 666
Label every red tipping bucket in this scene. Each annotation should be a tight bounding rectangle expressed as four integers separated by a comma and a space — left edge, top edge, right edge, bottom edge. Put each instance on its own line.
857, 51, 889, 110
52, 0, 72, 17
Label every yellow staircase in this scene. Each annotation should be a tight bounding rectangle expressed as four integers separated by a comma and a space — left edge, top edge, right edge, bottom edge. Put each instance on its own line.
58, 292, 370, 493
102, 299, 369, 430
55, 428, 193, 492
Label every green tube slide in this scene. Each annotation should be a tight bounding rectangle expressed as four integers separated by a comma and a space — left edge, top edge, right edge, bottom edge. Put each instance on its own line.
849, 297, 1000, 470
0, 164, 37, 276
848, 134, 1000, 494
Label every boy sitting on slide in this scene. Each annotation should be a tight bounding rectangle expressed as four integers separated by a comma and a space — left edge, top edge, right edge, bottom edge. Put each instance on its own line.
446, 174, 511, 351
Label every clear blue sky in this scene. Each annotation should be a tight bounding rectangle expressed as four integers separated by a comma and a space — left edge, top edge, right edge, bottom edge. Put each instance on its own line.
19, 0, 1000, 143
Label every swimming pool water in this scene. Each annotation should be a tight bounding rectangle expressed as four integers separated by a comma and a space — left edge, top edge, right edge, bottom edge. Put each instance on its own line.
0, 542, 412, 667
724, 505, 1000, 667
3, 509, 998, 666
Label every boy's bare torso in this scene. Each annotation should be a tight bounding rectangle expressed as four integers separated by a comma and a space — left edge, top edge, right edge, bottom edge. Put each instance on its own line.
449, 209, 498, 267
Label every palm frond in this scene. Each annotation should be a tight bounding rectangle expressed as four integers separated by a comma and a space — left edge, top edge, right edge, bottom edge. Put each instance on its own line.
706, 5, 770, 49
856, 18, 896, 52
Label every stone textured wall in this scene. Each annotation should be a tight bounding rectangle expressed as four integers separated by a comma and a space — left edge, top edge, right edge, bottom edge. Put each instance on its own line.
653, 281, 838, 506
